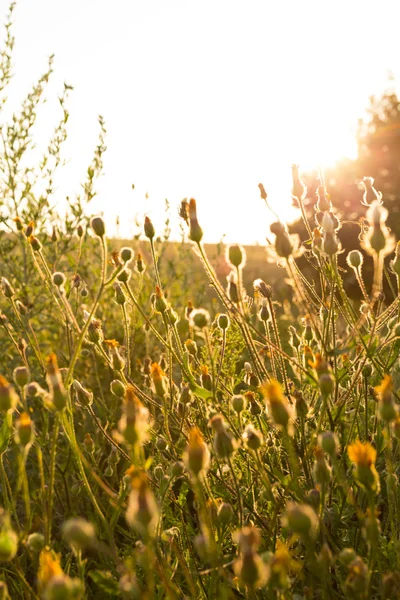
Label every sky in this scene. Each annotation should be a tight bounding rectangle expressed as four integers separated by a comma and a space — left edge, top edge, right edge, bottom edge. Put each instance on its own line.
3, 0, 400, 243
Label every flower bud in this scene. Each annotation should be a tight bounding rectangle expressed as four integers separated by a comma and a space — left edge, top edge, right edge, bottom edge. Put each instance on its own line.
253, 279, 272, 299
114, 282, 126, 305
218, 502, 234, 526
90, 216, 106, 237
217, 313, 230, 330
347, 250, 363, 270
188, 199, 203, 243
144, 216, 155, 239
84, 433, 95, 454
27, 532, 45, 553
126, 471, 159, 539
1, 278, 14, 299
232, 394, 246, 414
120, 246, 134, 264
52, 272, 66, 287
270, 222, 293, 258
110, 379, 125, 397
284, 502, 318, 540
13, 366, 30, 388
318, 431, 339, 456
191, 308, 210, 329
0, 512, 18, 562
228, 244, 246, 268
0, 376, 19, 412
15, 412, 34, 447
242, 424, 263, 451
63, 518, 96, 550
183, 427, 210, 477
29, 236, 42, 252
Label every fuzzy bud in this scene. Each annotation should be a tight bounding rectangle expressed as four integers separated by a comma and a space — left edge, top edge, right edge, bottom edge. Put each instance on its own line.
90, 216, 106, 238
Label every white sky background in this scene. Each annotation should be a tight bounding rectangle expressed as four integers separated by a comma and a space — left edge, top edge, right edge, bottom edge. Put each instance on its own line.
4, 0, 400, 242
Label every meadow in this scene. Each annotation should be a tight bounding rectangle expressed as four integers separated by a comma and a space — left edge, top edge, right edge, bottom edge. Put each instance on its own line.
2, 4, 400, 599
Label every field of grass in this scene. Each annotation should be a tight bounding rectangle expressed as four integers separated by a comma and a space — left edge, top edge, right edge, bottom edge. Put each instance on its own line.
0, 181, 400, 599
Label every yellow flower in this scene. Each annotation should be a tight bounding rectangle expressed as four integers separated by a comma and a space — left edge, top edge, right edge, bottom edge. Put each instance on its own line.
375, 374, 392, 397
38, 550, 63, 588
347, 440, 376, 467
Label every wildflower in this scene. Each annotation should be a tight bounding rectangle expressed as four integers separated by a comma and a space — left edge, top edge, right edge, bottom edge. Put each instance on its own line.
183, 427, 210, 478
344, 556, 368, 598
361, 176, 382, 206
150, 362, 167, 398
72, 380, 93, 407
52, 272, 66, 288
1, 278, 14, 299
120, 246, 134, 264
190, 308, 210, 329
126, 471, 159, 539
200, 365, 212, 391
227, 271, 239, 303
135, 252, 145, 274
27, 532, 45, 553
0, 511, 18, 562
217, 313, 230, 330
151, 286, 168, 314
347, 440, 380, 493
312, 227, 323, 255
0, 376, 19, 413
188, 198, 203, 243
362, 200, 395, 257
218, 502, 234, 526
347, 250, 364, 270
227, 244, 246, 269
318, 431, 339, 456
233, 527, 269, 589
270, 222, 294, 259
261, 380, 293, 432
313, 446, 331, 485
242, 424, 263, 451
144, 216, 155, 240
232, 394, 246, 413
15, 412, 34, 447
62, 518, 97, 551
117, 385, 150, 447
90, 216, 105, 238
209, 414, 237, 459
38, 549, 83, 599
46, 354, 67, 411
253, 278, 272, 299
283, 502, 319, 541
321, 212, 340, 255
268, 540, 300, 591
178, 198, 189, 224
375, 374, 397, 423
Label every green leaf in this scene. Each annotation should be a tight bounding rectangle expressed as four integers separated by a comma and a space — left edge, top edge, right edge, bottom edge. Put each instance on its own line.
88, 570, 119, 596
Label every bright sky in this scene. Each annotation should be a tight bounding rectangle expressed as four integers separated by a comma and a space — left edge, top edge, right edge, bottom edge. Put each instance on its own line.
4, 0, 400, 242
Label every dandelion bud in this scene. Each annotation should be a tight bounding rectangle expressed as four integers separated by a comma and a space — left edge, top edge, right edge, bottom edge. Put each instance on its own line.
209, 414, 237, 459
184, 340, 198, 360
27, 532, 45, 553
114, 282, 126, 305
14, 216, 23, 231
151, 286, 168, 314
117, 268, 131, 283
347, 250, 363, 270
118, 386, 150, 447
234, 527, 268, 589
284, 502, 318, 540
51, 275, 65, 293
307, 488, 320, 510
29, 235, 42, 252
312, 228, 323, 255
323, 232, 339, 256
110, 345, 126, 372
258, 182, 267, 200
270, 222, 293, 258
200, 365, 212, 391
126, 471, 159, 539
179, 383, 192, 404
262, 380, 293, 432
191, 308, 210, 329
348, 440, 380, 493
90, 216, 106, 238
227, 271, 239, 303
364, 200, 395, 256
110, 379, 125, 398
46, 354, 67, 411
232, 394, 246, 413
363, 508, 380, 547
188, 198, 203, 243
171, 461, 184, 478
13, 366, 30, 388
135, 252, 145, 274
0, 376, 19, 413
218, 502, 234, 526
318, 431, 339, 456
183, 427, 210, 477
63, 518, 96, 550
258, 299, 270, 322
120, 246, 134, 264
15, 412, 34, 447
0, 512, 18, 562
25, 221, 34, 237
242, 424, 263, 451
77, 224, 84, 238
44, 575, 83, 600
339, 547, 357, 566
313, 447, 331, 485
246, 391, 262, 415
316, 185, 331, 212
144, 216, 155, 240
72, 380, 93, 407
1, 278, 14, 298
228, 244, 246, 268
150, 362, 167, 398
362, 176, 381, 205
319, 373, 334, 397
294, 390, 308, 417
253, 279, 272, 299
217, 313, 230, 330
